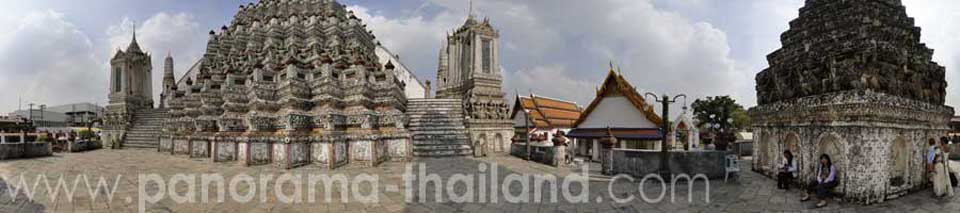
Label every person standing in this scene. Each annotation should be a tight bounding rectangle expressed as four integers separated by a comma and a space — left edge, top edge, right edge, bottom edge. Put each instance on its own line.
928, 139, 938, 185
933, 140, 955, 198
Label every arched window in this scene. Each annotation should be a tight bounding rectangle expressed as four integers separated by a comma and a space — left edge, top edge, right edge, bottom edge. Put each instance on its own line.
888, 136, 909, 186
113, 68, 122, 92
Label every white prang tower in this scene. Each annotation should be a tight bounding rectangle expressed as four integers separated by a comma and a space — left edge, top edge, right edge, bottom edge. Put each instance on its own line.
434, 2, 513, 156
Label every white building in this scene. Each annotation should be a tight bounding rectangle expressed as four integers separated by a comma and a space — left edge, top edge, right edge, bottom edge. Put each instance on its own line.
567, 67, 664, 162
670, 108, 700, 150
375, 45, 428, 99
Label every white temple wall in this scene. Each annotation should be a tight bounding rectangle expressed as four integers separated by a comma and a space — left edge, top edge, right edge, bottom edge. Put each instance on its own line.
578, 96, 658, 129
375, 46, 426, 99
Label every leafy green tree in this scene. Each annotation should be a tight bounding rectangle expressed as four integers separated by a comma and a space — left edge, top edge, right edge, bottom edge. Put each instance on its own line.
692, 96, 751, 131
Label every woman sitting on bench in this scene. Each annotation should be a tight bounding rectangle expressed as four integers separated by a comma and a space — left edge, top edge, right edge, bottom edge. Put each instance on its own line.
801, 154, 837, 208
777, 150, 797, 190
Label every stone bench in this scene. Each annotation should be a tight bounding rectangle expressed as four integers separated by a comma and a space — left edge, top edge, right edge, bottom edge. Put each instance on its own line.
0, 142, 53, 160
66, 140, 102, 152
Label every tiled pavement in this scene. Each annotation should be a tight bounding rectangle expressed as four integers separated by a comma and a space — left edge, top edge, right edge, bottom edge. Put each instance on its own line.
0, 149, 957, 212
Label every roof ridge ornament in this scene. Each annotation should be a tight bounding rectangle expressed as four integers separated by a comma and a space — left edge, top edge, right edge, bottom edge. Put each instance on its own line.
468, 0, 474, 19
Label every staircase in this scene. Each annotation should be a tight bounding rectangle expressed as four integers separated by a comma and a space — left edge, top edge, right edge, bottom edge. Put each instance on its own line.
407, 99, 472, 157
124, 108, 167, 149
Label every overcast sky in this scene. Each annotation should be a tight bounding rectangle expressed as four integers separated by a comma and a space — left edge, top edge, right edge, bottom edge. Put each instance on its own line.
1, 0, 958, 114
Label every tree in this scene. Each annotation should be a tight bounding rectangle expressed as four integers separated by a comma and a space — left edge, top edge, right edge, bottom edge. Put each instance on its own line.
691, 96, 751, 132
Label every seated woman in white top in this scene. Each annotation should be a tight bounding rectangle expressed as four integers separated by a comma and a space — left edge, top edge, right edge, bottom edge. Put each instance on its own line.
777, 150, 797, 190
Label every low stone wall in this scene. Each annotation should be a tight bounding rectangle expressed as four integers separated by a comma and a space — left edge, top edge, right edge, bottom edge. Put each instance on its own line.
511, 143, 558, 166
159, 134, 410, 170
159, 137, 173, 153
310, 141, 351, 169
67, 140, 102, 152
211, 140, 238, 162
190, 139, 210, 158
273, 140, 311, 169
0, 143, 53, 160
611, 149, 734, 179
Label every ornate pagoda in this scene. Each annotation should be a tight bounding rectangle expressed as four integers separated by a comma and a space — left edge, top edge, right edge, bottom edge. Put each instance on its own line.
750, 0, 954, 204
161, 0, 411, 169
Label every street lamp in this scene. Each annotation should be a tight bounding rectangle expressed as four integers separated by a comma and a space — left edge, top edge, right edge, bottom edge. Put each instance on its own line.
644, 92, 686, 180
40, 104, 46, 127
524, 109, 531, 160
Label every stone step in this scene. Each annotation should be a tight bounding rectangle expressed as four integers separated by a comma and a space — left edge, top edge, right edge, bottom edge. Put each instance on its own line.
124, 143, 157, 149
408, 99, 461, 102
408, 116, 465, 120
125, 139, 157, 143
413, 140, 470, 146
409, 127, 467, 132
134, 114, 168, 117
408, 117, 464, 121
409, 118, 464, 123
413, 134, 469, 139
407, 98, 471, 157
413, 150, 473, 157
408, 123, 465, 128
413, 145, 471, 151
407, 105, 461, 108
126, 137, 158, 142
406, 110, 463, 114
409, 130, 469, 136
127, 131, 160, 135
407, 104, 462, 107
127, 135, 160, 138
409, 126, 465, 130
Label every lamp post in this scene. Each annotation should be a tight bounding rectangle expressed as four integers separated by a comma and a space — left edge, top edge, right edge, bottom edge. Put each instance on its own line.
40, 104, 46, 127
645, 92, 686, 180
524, 109, 531, 160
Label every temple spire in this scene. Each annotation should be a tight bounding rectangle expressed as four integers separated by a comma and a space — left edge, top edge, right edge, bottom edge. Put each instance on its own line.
132, 22, 136, 42
126, 22, 143, 53
468, 0, 474, 19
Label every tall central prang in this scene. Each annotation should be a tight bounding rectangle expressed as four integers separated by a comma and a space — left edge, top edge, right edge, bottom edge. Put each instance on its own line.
750, 0, 954, 204
434, 10, 513, 157
159, 0, 412, 169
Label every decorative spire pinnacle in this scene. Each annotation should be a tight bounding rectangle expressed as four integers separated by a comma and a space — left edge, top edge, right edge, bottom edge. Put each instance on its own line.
468, 0, 474, 19
125, 21, 143, 53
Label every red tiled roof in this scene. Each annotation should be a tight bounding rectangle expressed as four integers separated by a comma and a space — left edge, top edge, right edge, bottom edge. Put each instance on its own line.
511, 95, 583, 129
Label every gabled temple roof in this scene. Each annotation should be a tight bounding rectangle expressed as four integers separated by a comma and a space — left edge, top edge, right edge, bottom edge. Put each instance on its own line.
674, 109, 697, 131
511, 94, 582, 129
573, 66, 663, 127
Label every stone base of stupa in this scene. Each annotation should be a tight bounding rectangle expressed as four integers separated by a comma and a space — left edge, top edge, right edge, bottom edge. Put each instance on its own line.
749, 90, 953, 204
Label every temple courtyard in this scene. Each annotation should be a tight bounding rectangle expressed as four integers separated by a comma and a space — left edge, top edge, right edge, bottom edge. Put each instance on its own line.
0, 150, 957, 212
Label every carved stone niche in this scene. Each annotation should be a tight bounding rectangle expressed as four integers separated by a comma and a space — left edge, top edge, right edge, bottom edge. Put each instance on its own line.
217, 118, 246, 132
246, 115, 278, 132
282, 113, 313, 130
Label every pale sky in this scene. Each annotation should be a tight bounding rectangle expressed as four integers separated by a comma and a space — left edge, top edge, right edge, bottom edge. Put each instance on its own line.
0, 0, 958, 114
